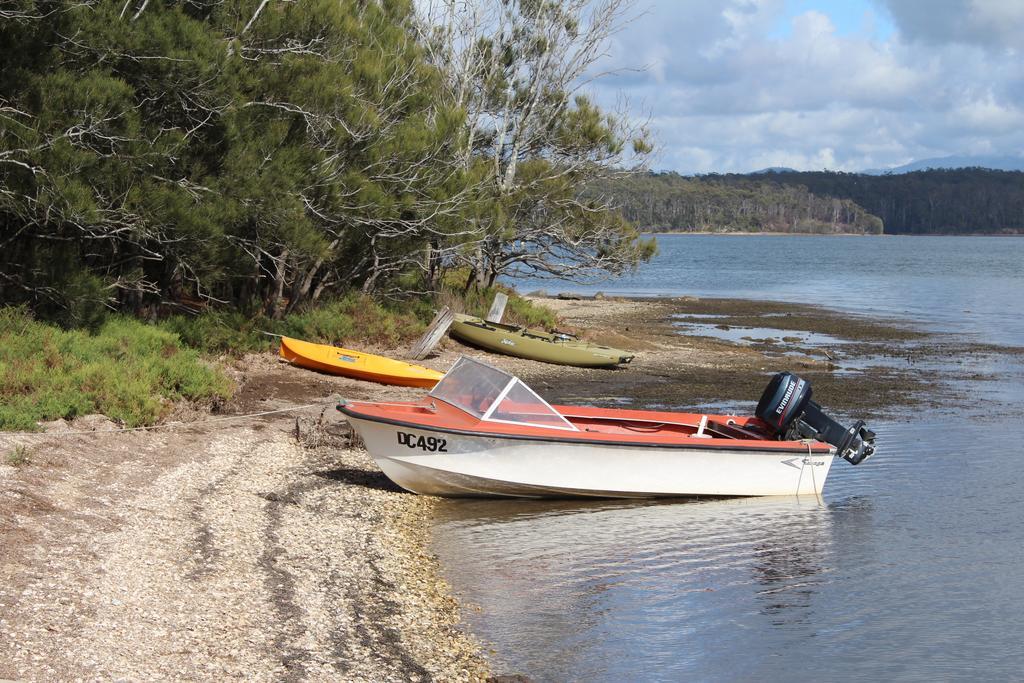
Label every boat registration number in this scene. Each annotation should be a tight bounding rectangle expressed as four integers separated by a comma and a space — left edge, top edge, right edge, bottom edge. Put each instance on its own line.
397, 431, 447, 452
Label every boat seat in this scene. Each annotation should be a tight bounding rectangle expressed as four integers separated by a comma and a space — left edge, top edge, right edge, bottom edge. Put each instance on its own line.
705, 419, 767, 440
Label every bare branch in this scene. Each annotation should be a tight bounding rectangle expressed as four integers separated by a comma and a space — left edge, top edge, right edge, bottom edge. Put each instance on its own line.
242, 0, 270, 34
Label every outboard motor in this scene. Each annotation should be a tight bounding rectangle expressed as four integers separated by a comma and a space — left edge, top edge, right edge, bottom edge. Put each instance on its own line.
755, 372, 876, 465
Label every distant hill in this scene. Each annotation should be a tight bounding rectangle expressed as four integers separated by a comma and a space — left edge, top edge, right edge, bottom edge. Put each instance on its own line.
592, 172, 883, 235
601, 168, 1024, 235
750, 166, 798, 174
746, 169, 1024, 234
863, 155, 1024, 175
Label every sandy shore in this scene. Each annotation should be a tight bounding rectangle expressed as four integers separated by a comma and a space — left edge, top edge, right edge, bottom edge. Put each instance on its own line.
1, 349, 497, 681
2, 294, 1014, 681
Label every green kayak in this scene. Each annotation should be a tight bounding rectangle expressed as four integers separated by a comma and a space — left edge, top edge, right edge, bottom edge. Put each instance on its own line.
449, 314, 634, 368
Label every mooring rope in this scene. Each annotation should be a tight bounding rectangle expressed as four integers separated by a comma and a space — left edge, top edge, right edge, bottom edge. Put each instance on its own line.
805, 440, 824, 505
0, 401, 339, 439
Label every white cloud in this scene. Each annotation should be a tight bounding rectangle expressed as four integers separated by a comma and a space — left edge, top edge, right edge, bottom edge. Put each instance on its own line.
954, 94, 1024, 131
582, 0, 1024, 173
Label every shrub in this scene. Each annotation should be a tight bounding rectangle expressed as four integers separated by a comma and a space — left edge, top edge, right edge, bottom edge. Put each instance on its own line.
160, 293, 429, 355
437, 273, 558, 329
6, 445, 31, 466
0, 308, 232, 431
277, 294, 422, 347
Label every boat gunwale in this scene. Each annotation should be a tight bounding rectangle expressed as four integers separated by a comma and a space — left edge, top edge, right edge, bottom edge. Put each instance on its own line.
338, 403, 832, 454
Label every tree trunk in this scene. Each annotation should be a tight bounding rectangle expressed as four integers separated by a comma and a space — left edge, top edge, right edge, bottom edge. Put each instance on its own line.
285, 260, 319, 315
463, 266, 477, 294
264, 249, 289, 319
474, 243, 488, 288
312, 277, 331, 302
362, 251, 381, 293
286, 238, 337, 314
424, 240, 441, 291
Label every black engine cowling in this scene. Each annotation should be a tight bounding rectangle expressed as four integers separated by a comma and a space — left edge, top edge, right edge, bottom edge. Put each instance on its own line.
755, 372, 876, 465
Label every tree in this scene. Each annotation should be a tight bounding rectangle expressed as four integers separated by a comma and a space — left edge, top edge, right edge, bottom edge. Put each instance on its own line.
2, 0, 667, 324
1, 0, 466, 321
418, 0, 657, 288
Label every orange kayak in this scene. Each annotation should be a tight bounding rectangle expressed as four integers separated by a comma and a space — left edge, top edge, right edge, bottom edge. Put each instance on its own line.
279, 336, 443, 388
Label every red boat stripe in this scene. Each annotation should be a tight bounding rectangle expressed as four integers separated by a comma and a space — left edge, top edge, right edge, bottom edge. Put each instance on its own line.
338, 406, 831, 454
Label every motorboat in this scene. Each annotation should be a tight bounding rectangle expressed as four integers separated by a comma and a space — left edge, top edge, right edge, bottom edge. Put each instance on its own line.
338, 357, 875, 498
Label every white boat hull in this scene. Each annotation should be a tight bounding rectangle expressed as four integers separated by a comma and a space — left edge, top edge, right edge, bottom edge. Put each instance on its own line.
348, 416, 835, 498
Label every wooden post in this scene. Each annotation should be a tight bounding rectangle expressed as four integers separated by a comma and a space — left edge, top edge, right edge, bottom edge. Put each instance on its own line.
486, 293, 508, 324
407, 307, 454, 360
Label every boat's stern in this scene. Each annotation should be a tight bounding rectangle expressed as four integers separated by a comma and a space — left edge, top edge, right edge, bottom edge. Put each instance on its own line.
755, 372, 876, 465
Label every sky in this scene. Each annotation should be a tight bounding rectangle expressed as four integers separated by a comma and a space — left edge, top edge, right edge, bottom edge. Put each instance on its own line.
587, 0, 1024, 174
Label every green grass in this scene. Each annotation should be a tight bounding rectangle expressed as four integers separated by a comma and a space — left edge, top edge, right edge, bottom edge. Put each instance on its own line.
501, 290, 559, 329
160, 287, 556, 355
0, 308, 232, 431
438, 274, 558, 329
0, 285, 559, 432
277, 295, 428, 348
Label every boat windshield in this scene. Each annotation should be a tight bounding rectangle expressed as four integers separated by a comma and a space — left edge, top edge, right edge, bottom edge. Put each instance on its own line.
430, 357, 578, 431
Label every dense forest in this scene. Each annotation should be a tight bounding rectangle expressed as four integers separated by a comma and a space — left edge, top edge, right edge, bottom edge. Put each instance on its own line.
743, 169, 1024, 234
599, 169, 1024, 235
0, 0, 653, 326
592, 174, 883, 234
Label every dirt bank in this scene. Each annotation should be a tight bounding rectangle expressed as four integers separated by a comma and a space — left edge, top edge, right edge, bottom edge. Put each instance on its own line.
2, 294, 1013, 681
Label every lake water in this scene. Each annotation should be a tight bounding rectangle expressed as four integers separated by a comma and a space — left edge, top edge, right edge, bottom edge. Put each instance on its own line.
515, 234, 1024, 345
432, 235, 1024, 681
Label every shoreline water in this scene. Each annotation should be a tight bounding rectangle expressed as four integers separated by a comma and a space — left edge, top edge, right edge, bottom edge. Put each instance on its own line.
641, 230, 881, 236
4, 294, 1020, 680
429, 294, 1024, 681
640, 231, 1024, 237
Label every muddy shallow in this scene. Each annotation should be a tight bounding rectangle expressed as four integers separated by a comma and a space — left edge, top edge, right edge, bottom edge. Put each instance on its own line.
518, 295, 1015, 419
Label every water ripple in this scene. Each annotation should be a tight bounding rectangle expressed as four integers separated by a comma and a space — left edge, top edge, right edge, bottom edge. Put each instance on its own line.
439, 236, 1024, 681
433, 417, 1024, 681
